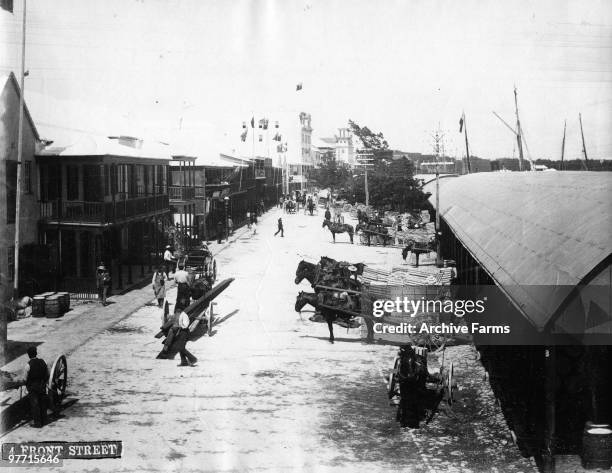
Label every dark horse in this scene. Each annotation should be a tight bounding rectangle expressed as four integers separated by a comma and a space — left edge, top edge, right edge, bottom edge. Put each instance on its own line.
322, 219, 354, 244
295, 260, 317, 285
395, 345, 429, 428
295, 291, 360, 343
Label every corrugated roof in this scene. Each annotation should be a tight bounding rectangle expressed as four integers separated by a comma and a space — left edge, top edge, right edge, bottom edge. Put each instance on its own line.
38, 133, 171, 160
424, 171, 612, 330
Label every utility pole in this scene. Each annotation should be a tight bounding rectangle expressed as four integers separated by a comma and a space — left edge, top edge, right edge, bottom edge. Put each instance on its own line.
560, 120, 566, 170
579, 113, 590, 171
13, 0, 27, 300
432, 127, 444, 267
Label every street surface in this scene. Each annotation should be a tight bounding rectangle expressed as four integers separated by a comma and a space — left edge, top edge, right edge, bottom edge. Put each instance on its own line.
2, 208, 536, 473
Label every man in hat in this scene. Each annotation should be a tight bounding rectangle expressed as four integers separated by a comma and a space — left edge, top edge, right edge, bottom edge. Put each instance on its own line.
163, 245, 175, 276
96, 264, 111, 305
274, 217, 284, 237
21, 346, 49, 427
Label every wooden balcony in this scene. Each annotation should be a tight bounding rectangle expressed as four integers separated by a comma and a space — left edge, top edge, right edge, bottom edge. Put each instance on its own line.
168, 186, 195, 201
40, 194, 169, 225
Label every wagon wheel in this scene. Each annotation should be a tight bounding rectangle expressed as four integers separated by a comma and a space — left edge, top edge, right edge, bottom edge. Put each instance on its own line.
387, 355, 401, 404
48, 354, 67, 404
446, 361, 455, 405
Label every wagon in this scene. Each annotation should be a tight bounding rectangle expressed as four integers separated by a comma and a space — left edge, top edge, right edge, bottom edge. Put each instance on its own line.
387, 346, 457, 427
185, 247, 217, 285
1, 354, 68, 422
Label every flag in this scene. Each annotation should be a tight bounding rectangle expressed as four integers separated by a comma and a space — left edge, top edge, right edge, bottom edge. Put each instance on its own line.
250, 117, 254, 128
1, 0, 13, 13
296, 83, 302, 91
459, 116, 464, 133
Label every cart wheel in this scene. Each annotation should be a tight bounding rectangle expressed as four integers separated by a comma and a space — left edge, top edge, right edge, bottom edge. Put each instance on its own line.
387, 355, 401, 402
446, 361, 455, 405
48, 354, 67, 403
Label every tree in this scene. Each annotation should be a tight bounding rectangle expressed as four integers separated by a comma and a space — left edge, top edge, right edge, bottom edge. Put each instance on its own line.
310, 152, 352, 193
348, 120, 426, 211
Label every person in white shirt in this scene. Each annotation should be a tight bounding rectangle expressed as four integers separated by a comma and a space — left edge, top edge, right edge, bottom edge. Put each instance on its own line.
174, 264, 192, 311
163, 245, 175, 275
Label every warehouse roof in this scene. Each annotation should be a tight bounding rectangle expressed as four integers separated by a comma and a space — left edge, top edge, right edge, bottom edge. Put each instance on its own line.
424, 171, 612, 330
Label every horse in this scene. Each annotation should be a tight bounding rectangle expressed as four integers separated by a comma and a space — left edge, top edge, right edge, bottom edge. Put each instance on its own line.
295, 260, 317, 285
322, 219, 354, 244
396, 345, 429, 428
402, 236, 436, 267
356, 222, 392, 246
294, 291, 360, 344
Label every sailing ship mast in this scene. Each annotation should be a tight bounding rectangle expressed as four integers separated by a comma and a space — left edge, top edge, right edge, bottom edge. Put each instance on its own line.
513, 86, 525, 171
560, 120, 566, 170
579, 113, 590, 171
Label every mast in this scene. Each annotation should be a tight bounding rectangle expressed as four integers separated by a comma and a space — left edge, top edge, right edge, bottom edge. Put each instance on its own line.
579, 113, 589, 171
560, 120, 566, 170
460, 111, 471, 173
514, 86, 525, 171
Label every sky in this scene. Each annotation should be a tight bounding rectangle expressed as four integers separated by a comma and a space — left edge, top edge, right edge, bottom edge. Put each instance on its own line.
2, 0, 612, 162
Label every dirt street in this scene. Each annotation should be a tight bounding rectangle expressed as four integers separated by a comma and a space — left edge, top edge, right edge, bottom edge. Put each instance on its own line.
2, 208, 536, 473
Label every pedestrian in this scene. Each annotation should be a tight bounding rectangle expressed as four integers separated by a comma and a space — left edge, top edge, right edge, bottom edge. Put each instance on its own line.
216, 220, 224, 244
152, 265, 168, 308
21, 346, 50, 428
228, 217, 234, 235
246, 211, 251, 230
174, 264, 192, 311
96, 264, 111, 306
251, 221, 257, 235
173, 309, 198, 367
274, 217, 284, 237
163, 245, 175, 276
324, 207, 331, 221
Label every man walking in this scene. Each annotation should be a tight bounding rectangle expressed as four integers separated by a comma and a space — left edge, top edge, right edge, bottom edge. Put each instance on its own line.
174, 310, 198, 367
174, 263, 192, 311
96, 264, 111, 306
21, 347, 49, 428
274, 217, 284, 237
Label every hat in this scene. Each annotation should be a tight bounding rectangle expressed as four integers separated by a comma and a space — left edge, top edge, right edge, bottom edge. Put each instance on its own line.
165, 245, 172, 249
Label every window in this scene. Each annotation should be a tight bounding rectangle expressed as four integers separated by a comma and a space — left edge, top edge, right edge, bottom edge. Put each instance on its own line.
8, 247, 15, 281
24, 161, 32, 194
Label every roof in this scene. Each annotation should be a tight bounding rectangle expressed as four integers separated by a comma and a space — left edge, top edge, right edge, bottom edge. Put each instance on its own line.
38, 133, 172, 160
424, 171, 612, 330
194, 153, 246, 168
1, 72, 40, 140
